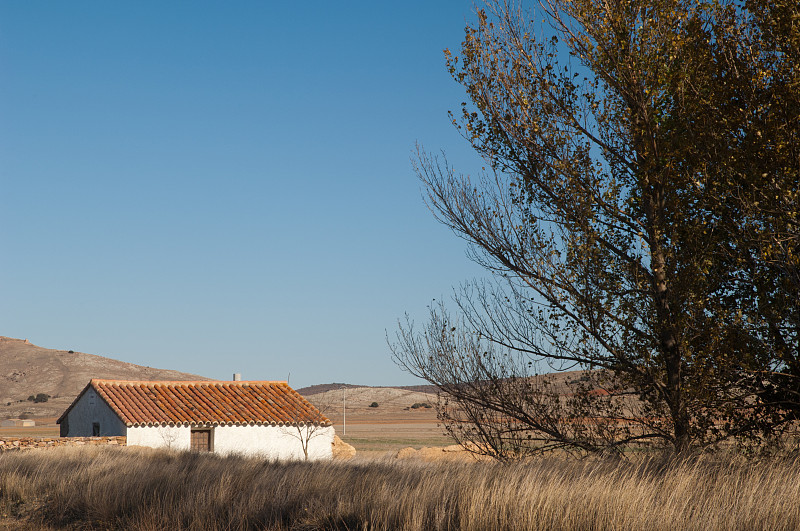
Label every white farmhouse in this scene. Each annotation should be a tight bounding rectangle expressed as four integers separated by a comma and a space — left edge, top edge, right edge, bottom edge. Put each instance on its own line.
57, 379, 334, 460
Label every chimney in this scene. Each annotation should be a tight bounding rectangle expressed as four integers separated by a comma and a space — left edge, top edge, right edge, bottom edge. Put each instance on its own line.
233, 373, 241, 381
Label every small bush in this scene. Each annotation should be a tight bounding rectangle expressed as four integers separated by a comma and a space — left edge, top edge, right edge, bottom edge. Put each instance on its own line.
26, 393, 50, 403
410, 402, 431, 409
369, 402, 379, 408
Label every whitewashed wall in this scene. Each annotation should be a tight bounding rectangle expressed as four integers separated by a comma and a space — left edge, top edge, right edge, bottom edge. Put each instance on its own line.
127, 425, 192, 451
126, 424, 335, 460
60, 389, 127, 437
214, 425, 335, 460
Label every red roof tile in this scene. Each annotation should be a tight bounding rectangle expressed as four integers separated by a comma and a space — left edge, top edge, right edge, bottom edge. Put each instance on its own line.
58, 380, 331, 427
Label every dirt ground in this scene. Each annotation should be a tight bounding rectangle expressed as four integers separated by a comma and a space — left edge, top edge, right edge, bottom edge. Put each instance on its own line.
307, 386, 452, 454
0, 417, 59, 438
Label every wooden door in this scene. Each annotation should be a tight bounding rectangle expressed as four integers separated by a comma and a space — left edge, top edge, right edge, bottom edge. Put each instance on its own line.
190, 429, 211, 452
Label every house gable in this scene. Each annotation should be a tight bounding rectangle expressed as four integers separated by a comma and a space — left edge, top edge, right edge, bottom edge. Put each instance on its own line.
58, 384, 127, 437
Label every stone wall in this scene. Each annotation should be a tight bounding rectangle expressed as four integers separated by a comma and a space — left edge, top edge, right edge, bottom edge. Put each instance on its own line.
0, 436, 126, 452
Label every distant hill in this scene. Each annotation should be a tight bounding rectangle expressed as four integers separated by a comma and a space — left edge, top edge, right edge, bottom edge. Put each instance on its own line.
0, 335, 596, 423
297, 382, 439, 396
297, 372, 597, 399
0, 336, 210, 419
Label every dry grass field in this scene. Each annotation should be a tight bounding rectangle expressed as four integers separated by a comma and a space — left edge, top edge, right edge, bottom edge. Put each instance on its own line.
3, 385, 799, 529
2, 445, 800, 530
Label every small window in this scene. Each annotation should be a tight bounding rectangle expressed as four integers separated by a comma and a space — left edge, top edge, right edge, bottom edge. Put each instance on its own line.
190, 429, 212, 452
92, 422, 100, 436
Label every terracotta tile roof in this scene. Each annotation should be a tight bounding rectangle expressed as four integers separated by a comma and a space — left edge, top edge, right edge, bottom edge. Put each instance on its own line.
58, 379, 331, 427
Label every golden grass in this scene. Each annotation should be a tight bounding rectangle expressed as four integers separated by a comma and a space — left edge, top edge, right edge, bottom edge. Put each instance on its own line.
1, 446, 799, 530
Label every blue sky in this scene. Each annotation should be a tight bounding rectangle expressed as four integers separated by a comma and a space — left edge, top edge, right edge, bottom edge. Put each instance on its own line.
0, 2, 490, 387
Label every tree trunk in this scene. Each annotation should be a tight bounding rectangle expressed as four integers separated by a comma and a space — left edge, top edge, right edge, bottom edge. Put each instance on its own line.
652, 235, 689, 453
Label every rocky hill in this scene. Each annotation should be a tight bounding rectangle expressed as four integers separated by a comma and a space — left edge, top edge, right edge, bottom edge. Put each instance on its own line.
0, 336, 210, 419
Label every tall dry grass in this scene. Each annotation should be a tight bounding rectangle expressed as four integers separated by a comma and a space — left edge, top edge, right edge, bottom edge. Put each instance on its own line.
1, 446, 799, 530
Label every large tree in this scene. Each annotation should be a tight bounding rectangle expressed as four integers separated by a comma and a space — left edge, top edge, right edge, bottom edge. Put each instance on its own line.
703, 0, 800, 423
392, 0, 799, 457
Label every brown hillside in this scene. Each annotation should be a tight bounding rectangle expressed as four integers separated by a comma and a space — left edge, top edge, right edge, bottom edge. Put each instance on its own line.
0, 336, 210, 419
